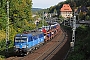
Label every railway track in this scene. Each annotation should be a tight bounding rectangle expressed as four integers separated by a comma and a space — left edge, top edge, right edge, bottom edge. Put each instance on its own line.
44, 34, 67, 60
35, 29, 67, 60
6, 28, 68, 60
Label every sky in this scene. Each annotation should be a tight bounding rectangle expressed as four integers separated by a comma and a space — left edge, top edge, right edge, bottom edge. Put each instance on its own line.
32, 0, 66, 9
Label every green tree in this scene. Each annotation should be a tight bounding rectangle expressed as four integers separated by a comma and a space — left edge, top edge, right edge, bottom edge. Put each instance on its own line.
10, 0, 33, 32
0, 0, 7, 30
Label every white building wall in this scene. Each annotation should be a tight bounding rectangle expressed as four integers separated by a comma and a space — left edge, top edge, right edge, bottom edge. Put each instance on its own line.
61, 11, 73, 18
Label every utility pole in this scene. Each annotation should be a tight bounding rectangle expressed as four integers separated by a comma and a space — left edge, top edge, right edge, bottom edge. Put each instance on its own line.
6, 0, 9, 52
70, 12, 76, 51
70, 17, 71, 26
42, 11, 44, 27
50, 13, 52, 25
72, 15, 76, 42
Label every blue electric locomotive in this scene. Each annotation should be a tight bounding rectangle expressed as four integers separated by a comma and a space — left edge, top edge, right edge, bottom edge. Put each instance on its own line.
14, 31, 44, 55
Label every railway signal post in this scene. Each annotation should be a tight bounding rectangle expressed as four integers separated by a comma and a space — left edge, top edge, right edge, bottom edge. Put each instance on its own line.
70, 14, 76, 51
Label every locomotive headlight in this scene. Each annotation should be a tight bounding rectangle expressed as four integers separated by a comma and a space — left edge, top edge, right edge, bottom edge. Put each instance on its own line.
14, 47, 18, 52
27, 45, 28, 48
26, 44, 29, 48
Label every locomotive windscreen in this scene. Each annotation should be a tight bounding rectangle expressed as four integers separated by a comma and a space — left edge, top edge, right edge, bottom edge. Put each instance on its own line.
15, 37, 27, 43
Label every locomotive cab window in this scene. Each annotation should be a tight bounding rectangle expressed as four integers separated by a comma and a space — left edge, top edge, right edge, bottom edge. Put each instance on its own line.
15, 37, 27, 43
15, 37, 21, 42
21, 37, 27, 42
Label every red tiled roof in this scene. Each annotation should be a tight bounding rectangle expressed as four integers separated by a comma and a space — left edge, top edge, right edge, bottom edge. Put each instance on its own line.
60, 4, 72, 12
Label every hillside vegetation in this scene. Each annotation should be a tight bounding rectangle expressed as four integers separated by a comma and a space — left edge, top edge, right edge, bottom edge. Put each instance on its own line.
0, 0, 33, 59
67, 25, 90, 60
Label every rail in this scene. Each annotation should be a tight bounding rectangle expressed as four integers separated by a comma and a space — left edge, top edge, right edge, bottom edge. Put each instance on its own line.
35, 28, 67, 60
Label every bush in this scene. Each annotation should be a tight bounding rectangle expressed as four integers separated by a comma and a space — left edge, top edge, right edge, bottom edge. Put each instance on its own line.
66, 25, 90, 60
0, 30, 6, 41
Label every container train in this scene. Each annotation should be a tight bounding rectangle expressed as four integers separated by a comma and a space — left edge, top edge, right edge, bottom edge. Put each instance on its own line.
14, 22, 61, 55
